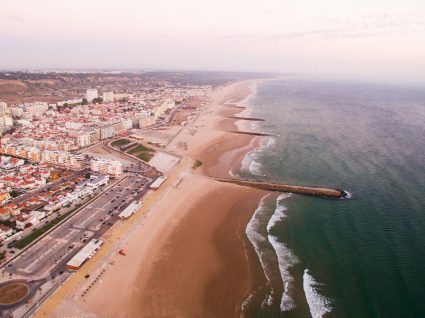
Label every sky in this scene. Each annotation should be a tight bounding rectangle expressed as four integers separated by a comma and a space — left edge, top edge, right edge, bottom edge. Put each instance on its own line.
1, 0, 425, 82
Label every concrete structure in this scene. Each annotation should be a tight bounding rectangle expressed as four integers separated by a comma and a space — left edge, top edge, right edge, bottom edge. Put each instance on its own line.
150, 176, 167, 189
86, 89, 98, 102
87, 174, 109, 188
100, 125, 115, 140
65, 122, 83, 130
66, 239, 103, 270
118, 200, 142, 219
139, 116, 156, 128
148, 152, 181, 174
90, 157, 123, 177
77, 133, 91, 148
102, 91, 114, 103
213, 178, 350, 199
0, 102, 8, 112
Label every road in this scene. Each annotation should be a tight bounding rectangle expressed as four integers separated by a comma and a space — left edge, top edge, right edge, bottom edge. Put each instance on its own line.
9, 169, 86, 205
3, 175, 150, 279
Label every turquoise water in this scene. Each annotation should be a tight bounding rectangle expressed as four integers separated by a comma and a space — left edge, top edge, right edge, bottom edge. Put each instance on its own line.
240, 79, 425, 318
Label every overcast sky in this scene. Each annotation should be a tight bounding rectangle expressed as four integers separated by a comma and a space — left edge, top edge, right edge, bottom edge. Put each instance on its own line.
1, 0, 425, 82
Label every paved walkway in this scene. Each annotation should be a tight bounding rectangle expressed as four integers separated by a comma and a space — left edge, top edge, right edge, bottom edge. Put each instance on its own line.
32, 158, 193, 318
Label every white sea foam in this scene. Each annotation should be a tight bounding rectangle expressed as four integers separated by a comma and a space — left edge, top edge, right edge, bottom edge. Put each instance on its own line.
303, 269, 332, 318
246, 195, 271, 279
240, 135, 278, 176
241, 151, 263, 176
249, 160, 263, 176
228, 169, 237, 178
267, 193, 291, 232
245, 194, 279, 308
239, 82, 258, 109
266, 193, 299, 312
264, 136, 277, 148
268, 235, 298, 311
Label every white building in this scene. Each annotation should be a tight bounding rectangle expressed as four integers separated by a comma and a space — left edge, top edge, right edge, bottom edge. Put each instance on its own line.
10, 106, 24, 118
102, 91, 114, 103
23, 102, 48, 117
139, 116, 156, 128
66, 239, 103, 270
0, 116, 13, 127
100, 125, 115, 140
65, 122, 83, 130
0, 102, 8, 113
121, 118, 133, 130
119, 200, 142, 219
90, 157, 123, 177
69, 154, 85, 169
163, 100, 175, 110
87, 174, 109, 188
77, 133, 91, 148
86, 88, 98, 102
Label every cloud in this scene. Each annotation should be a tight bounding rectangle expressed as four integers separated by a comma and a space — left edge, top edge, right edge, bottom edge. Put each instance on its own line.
273, 11, 425, 40
4, 15, 24, 22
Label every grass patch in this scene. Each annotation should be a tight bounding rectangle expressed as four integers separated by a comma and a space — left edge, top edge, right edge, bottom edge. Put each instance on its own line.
136, 152, 154, 162
126, 144, 155, 162
127, 144, 152, 154
111, 139, 131, 148
13, 208, 77, 250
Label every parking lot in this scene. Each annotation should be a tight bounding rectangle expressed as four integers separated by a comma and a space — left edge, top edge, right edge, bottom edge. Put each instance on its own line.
3, 175, 150, 279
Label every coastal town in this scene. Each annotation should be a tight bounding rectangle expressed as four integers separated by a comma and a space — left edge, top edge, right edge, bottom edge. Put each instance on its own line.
0, 71, 350, 318
0, 72, 215, 317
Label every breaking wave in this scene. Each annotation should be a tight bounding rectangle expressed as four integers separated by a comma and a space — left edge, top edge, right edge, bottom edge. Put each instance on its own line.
267, 194, 299, 312
303, 269, 332, 318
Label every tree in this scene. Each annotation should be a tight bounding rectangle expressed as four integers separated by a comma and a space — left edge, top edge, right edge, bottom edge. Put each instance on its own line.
92, 97, 103, 104
10, 190, 20, 198
85, 172, 91, 179
81, 98, 88, 105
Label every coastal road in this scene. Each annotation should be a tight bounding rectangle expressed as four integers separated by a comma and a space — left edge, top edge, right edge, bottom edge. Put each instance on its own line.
9, 169, 86, 205
3, 175, 149, 279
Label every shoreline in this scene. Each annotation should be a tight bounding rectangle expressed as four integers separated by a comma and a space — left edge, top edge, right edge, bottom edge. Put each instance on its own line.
34, 79, 269, 318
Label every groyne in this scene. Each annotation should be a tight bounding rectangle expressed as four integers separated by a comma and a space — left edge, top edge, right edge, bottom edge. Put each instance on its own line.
224, 130, 274, 137
223, 104, 246, 109
225, 116, 265, 121
213, 178, 350, 199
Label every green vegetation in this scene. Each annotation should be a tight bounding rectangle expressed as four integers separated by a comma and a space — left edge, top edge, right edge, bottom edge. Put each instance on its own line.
9, 190, 20, 198
13, 208, 77, 250
92, 97, 103, 104
84, 274, 90, 279
127, 144, 151, 153
135, 152, 154, 162
111, 139, 131, 148
126, 144, 155, 162
85, 172, 91, 179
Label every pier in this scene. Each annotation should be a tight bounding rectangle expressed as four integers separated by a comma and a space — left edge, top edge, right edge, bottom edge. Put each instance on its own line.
213, 178, 350, 199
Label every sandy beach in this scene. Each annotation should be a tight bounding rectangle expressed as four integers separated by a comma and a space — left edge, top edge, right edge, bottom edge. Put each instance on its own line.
34, 79, 268, 318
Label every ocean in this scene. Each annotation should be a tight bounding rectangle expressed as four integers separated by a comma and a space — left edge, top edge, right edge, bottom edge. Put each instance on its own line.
237, 79, 425, 318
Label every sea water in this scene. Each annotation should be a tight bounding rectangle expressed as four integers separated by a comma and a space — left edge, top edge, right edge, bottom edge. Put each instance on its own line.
238, 79, 425, 318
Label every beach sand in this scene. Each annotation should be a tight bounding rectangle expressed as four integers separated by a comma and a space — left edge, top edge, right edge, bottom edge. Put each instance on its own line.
34, 79, 267, 318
